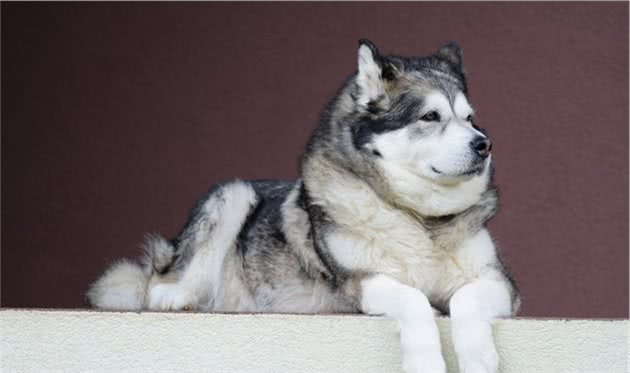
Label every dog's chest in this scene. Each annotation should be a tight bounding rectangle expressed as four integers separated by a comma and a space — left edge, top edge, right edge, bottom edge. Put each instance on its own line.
324, 195, 470, 299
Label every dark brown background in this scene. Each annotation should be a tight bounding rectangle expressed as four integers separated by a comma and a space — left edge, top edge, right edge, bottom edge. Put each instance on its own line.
2, 2, 628, 318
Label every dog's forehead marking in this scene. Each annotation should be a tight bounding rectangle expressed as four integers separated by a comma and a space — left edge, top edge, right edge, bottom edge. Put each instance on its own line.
422, 92, 451, 114
404, 71, 472, 118
453, 92, 474, 117
421, 91, 474, 118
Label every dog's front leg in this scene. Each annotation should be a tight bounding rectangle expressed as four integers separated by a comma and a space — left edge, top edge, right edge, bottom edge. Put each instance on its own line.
360, 274, 446, 373
449, 275, 513, 373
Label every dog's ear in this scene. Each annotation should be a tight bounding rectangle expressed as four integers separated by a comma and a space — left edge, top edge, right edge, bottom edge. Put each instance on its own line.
355, 39, 400, 113
435, 41, 463, 70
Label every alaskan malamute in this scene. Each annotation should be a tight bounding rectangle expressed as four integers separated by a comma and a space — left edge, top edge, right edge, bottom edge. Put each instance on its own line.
88, 39, 519, 373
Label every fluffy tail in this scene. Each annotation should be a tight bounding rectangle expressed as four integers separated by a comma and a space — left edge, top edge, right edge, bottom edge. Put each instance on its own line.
87, 234, 175, 311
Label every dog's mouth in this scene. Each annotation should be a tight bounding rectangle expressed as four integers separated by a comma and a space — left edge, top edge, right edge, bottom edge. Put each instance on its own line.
431, 162, 485, 178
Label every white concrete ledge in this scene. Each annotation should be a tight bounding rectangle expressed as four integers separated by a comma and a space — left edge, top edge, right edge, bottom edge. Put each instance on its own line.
1, 309, 627, 372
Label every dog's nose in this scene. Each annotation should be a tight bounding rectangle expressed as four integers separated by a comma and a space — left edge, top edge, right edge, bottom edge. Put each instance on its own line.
470, 136, 492, 158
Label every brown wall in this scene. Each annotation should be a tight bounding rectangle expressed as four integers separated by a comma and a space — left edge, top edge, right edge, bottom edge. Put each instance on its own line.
2, 2, 628, 318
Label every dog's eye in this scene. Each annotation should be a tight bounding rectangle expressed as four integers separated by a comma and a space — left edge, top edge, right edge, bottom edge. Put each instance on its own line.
421, 111, 440, 122
466, 114, 474, 122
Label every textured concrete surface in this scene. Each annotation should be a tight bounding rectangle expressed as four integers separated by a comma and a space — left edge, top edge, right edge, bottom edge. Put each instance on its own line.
1, 309, 628, 372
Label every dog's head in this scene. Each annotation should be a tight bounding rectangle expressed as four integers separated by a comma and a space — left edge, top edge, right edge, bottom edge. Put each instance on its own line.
319, 40, 493, 216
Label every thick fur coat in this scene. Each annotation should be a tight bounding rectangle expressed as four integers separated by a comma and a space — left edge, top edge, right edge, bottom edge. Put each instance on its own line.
88, 40, 519, 373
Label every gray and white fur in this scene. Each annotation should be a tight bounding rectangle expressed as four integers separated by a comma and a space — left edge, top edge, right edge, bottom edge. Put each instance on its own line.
88, 40, 520, 373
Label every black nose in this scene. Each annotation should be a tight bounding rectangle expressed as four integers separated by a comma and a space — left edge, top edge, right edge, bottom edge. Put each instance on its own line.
470, 136, 492, 158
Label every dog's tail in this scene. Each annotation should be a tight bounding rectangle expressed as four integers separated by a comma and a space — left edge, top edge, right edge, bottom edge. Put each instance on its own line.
86, 234, 175, 311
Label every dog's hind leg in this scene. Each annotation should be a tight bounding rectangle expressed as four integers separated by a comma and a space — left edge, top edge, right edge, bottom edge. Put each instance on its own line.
147, 181, 258, 311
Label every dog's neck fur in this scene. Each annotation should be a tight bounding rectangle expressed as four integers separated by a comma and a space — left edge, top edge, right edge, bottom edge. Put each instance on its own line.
300, 147, 498, 248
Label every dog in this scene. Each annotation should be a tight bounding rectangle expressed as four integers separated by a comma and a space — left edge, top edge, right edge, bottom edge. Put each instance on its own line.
88, 39, 520, 373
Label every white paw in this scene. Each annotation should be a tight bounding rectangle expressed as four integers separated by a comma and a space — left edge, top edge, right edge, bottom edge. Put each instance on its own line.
402, 351, 446, 373
453, 321, 499, 373
148, 283, 196, 311
399, 321, 446, 373
456, 344, 498, 373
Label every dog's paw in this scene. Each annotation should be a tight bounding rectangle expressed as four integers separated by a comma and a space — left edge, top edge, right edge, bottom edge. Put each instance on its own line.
402, 351, 446, 373
148, 283, 196, 311
456, 342, 498, 373
399, 322, 446, 373
452, 321, 499, 373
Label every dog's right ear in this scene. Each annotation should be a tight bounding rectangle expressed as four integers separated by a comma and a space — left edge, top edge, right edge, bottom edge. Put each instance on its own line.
355, 39, 384, 109
355, 39, 400, 113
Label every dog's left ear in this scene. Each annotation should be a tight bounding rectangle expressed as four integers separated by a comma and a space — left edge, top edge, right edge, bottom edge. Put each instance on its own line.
355, 39, 400, 112
435, 41, 463, 70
